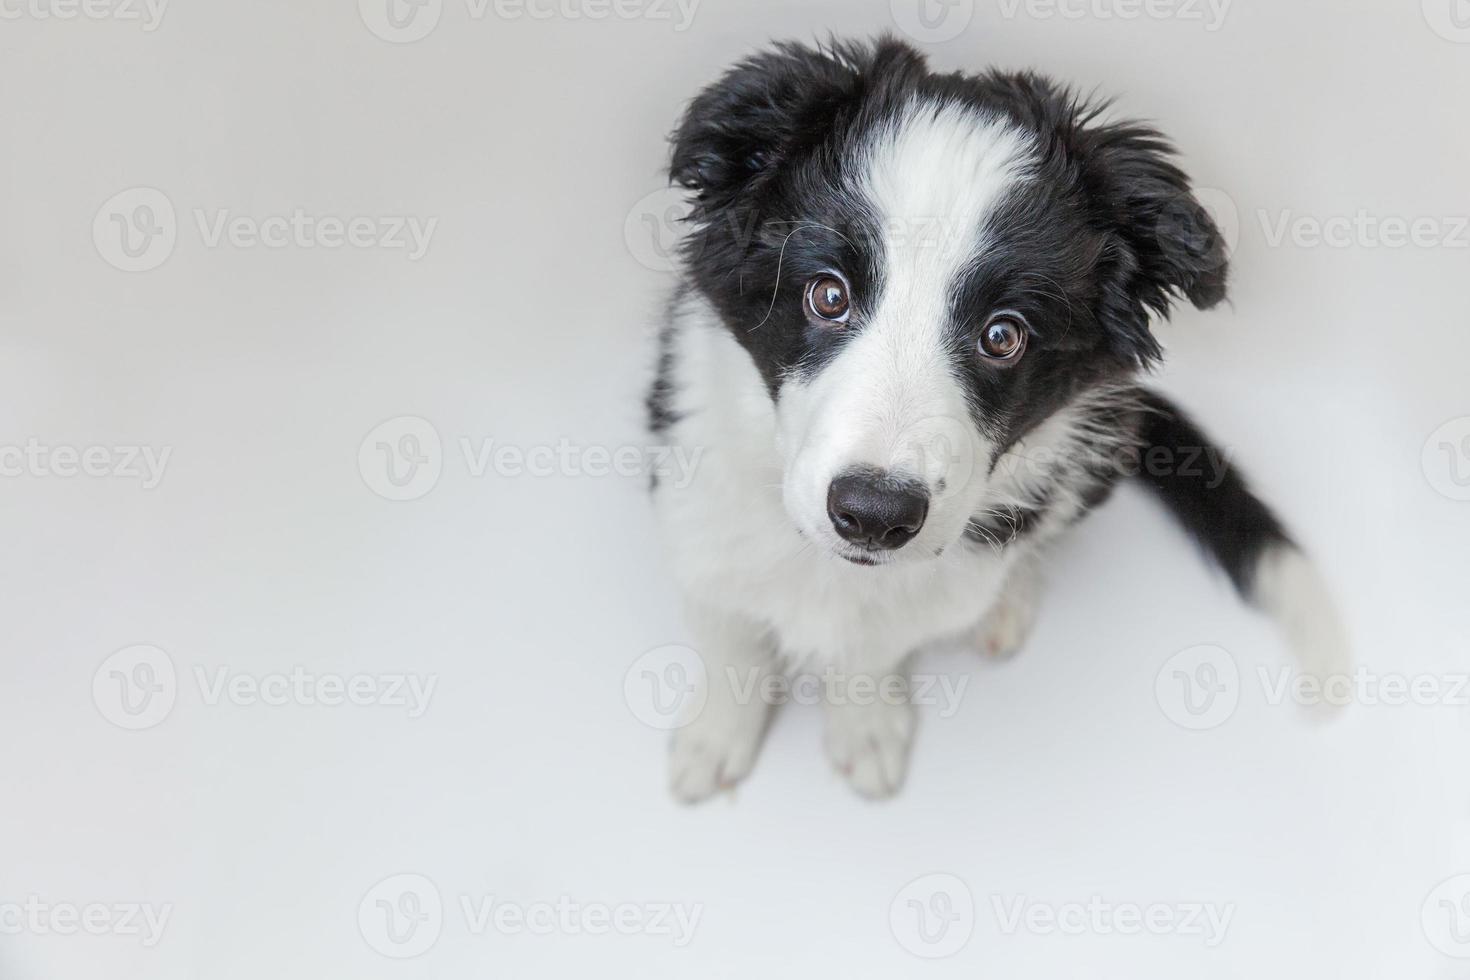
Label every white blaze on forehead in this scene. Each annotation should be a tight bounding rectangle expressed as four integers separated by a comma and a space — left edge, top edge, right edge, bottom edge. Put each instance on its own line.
810, 99, 1033, 463
859, 100, 1035, 318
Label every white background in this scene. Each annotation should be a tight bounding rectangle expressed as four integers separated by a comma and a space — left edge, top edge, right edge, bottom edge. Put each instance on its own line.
2, 0, 1468, 976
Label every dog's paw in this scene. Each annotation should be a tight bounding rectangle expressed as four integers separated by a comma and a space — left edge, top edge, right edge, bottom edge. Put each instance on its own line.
973, 592, 1037, 660
668, 696, 769, 804
823, 697, 915, 800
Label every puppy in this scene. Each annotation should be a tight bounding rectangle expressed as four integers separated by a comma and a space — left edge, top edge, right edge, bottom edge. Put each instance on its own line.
647, 37, 1347, 801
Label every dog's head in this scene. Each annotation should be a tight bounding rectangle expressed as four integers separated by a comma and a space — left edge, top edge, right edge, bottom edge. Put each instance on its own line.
670, 38, 1227, 566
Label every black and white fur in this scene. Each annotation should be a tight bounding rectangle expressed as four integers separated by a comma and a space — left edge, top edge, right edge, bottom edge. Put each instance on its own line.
648, 38, 1348, 801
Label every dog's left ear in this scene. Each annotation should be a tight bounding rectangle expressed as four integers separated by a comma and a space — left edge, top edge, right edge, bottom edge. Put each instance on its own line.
669, 37, 925, 214
983, 72, 1228, 364
1077, 112, 1230, 363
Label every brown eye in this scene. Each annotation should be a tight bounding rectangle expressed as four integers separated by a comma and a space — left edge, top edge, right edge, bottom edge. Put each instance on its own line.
978, 314, 1027, 363
804, 275, 850, 323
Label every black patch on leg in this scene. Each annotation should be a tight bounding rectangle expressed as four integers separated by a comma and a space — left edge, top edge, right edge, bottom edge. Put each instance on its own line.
1133, 392, 1290, 595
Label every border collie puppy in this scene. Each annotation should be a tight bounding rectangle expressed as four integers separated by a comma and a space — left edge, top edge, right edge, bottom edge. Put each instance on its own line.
647, 37, 1347, 802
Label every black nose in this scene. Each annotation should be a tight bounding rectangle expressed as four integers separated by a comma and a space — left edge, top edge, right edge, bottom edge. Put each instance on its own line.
826, 470, 929, 551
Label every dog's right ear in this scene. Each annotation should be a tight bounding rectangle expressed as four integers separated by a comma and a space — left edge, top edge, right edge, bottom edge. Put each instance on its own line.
669, 38, 922, 212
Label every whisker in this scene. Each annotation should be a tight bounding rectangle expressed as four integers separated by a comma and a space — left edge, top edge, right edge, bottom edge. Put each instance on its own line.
747, 221, 857, 333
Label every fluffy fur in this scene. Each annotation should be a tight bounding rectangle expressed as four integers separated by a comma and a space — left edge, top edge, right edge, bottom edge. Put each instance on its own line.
648, 37, 1348, 801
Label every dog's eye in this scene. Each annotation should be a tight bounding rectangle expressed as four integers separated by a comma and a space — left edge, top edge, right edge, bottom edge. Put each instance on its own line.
804, 275, 850, 324
978, 314, 1027, 363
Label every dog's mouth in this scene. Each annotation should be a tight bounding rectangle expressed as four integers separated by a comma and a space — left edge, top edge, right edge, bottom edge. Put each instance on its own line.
794, 527, 895, 567
838, 548, 894, 567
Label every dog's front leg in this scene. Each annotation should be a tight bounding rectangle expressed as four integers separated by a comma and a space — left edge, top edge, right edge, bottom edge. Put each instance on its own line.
973, 550, 1045, 659
668, 602, 775, 804
822, 652, 916, 800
